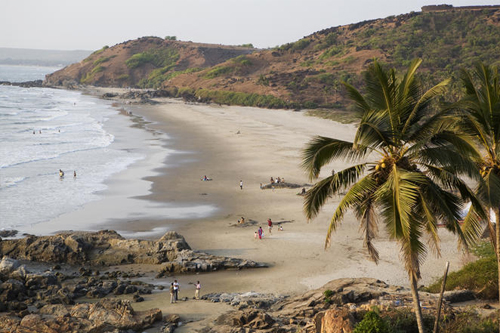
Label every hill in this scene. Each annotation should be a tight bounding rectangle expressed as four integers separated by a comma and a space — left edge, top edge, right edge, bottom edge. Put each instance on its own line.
45, 37, 254, 88
45, 5, 500, 109
0, 48, 91, 66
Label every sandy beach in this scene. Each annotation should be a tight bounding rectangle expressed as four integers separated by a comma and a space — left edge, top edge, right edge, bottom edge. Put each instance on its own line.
36, 89, 472, 331
91, 91, 468, 289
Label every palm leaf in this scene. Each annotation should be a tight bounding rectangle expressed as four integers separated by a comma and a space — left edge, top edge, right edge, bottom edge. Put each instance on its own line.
325, 174, 377, 248
304, 164, 367, 220
302, 136, 367, 180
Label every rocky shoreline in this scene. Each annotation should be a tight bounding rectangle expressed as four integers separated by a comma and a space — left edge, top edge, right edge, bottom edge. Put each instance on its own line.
0, 230, 490, 332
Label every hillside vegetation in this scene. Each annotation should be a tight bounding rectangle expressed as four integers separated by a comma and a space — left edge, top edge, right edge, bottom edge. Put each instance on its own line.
45, 6, 500, 109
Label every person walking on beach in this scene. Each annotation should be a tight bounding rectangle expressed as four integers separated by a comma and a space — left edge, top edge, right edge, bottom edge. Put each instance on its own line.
173, 280, 179, 301
240, 180, 243, 190
195, 281, 201, 299
169, 283, 175, 303
267, 218, 273, 234
258, 227, 263, 239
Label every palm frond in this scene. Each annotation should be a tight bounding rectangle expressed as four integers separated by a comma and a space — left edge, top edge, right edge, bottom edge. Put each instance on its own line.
355, 198, 380, 263
302, 136, 367, 180
304, 164, 367, 220
325, 174, 378, 248
376, 166, 424, 240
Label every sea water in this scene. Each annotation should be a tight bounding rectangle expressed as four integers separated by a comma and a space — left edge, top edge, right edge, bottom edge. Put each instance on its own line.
0, 65, 216, 235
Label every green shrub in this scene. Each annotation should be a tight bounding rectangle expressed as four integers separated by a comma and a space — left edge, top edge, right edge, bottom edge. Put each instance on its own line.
93, 55, 116, 66
257, 74, 270, 86
90, 45, 109, 56
425, 255, 498, 299
292, 38, 311, 51
232, 55, 252, 66
238, 43, 254, 48
165, 36, 177, 41
117, 74, 129, 80
188, 89, 289, 109
125, 47, 179, 69
203, 66, 234, 79
353, 310, 390, 333
91, 66, 104, 74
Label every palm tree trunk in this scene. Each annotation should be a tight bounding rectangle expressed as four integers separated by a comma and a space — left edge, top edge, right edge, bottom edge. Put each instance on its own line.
410, 273, 425, 333
496, 207, 500, 333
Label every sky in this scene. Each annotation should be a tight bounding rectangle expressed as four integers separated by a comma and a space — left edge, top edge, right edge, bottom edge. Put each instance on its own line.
2, 0, 500, 51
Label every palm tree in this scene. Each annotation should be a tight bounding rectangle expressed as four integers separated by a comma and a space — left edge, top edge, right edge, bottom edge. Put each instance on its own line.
456, 62, 500, 327
302, 59, 482, 333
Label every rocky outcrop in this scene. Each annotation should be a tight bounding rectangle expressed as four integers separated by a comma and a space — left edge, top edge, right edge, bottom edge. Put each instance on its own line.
0, 299, 162, 333
201, 278, 459, 333
0, 230, 266, 273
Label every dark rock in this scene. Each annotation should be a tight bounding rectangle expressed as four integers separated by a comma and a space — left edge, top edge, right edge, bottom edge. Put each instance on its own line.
443, 290, 476, 303
0, 230, 18, 238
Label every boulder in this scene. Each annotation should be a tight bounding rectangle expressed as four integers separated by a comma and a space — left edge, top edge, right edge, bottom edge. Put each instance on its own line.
0, 257, 20, 274
315, 308, 355, 333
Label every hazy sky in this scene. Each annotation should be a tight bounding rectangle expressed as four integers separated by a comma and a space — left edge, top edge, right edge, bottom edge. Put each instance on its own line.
2, 0, 499, 51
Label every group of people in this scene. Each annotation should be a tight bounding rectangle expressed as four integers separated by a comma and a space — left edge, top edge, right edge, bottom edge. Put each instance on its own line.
169, 280, 201, 303
270, 176, 284, 184
59, 169, 77, 178
254, 219, 283, 239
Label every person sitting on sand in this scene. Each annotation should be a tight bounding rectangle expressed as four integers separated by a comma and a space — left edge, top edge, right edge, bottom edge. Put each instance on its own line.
203, 175, 208, 181
240, 217, 245, 224
278, 224, 283, 231
301, 188, 306, 195
270, 177, 274, 184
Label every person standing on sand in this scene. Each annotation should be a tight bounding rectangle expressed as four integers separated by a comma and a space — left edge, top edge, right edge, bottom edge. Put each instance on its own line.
195, 281, 201, 299
267, 218, 273, 234
240, 180, 243, 190
169, 283, 175, 303
258, 227, 263, 239
173, 280, 179, 301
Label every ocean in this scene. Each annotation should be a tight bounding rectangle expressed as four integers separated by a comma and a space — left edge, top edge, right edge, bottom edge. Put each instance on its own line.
0, 65, 216, 236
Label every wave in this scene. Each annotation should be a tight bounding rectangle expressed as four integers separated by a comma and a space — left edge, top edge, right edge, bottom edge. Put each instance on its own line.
0, 176, 27, 189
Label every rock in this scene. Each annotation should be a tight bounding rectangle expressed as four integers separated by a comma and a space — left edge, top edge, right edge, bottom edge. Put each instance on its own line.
39, 304, 70, 317
0, 230, 18, 238
0, 230, 266, 274
443, 290, 476, 303
315, 308, 355, 333
0, 256, 20, 274
164, 313, 180, 324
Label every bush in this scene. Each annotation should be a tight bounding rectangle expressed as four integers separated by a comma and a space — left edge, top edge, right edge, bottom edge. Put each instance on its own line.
125, 47, 179, 69
425, 255, 498, 299
353, 310, 390, 333
93, 55, 116, 66
203, 66, 234, 79
165, 36, 177, 41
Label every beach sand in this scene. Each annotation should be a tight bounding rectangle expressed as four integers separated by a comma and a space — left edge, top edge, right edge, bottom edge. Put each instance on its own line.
52, 90, 472, 331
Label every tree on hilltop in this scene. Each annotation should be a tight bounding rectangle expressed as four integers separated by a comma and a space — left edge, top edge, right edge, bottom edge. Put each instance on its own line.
302, 59, 482, 333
